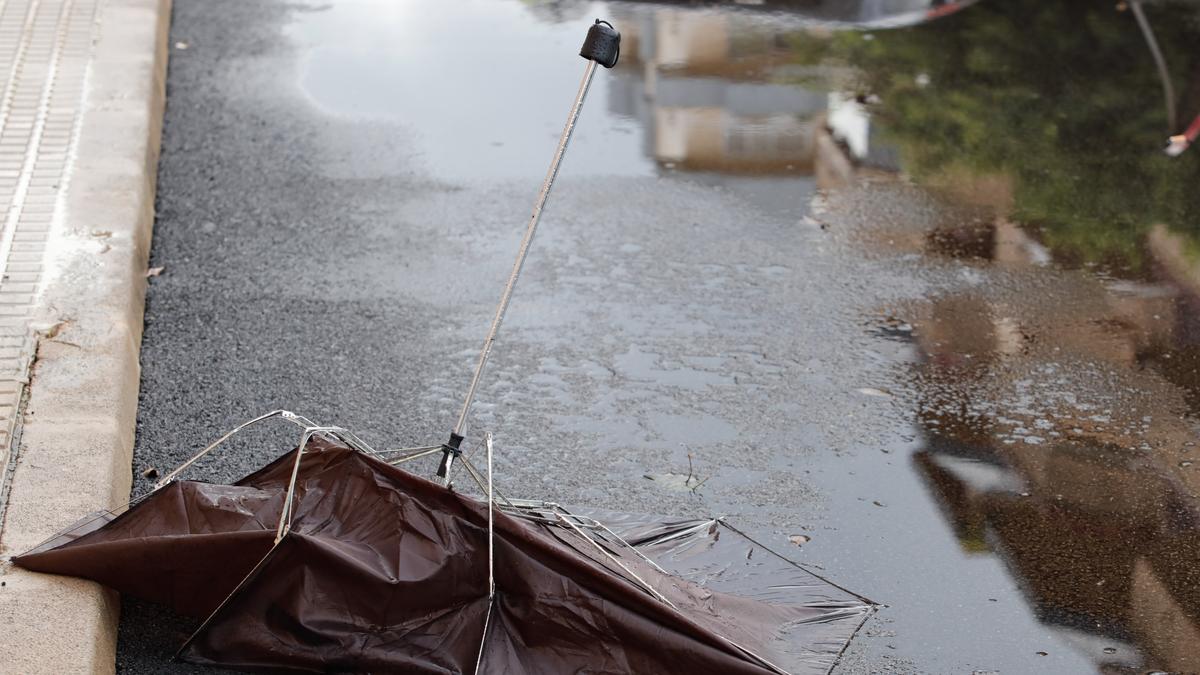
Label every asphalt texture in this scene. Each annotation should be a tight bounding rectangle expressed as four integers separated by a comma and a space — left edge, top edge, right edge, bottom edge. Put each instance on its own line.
116, 0, 1200, 673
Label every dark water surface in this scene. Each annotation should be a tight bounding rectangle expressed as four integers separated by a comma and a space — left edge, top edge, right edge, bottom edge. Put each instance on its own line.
120, 1, 1200, 673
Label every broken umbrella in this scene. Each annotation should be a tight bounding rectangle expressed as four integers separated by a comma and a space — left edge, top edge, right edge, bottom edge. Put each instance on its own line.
13, 20, 872, 674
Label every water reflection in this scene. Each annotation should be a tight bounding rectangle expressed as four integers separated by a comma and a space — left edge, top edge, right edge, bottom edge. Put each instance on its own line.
835, 0, 1200, 277
912, 352, 1200, 674
287, 0, 1200, 670
913, 432, 1192, 672
890, 118, 1200, 672
608, 0, 1200, 277
903, 248, 1200, 670
287, 0, 653, 179
601, 1, 1200, 671
609, 8, 824, 174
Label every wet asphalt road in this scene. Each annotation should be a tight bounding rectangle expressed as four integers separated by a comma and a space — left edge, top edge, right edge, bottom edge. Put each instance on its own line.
118, 0, 1200, 673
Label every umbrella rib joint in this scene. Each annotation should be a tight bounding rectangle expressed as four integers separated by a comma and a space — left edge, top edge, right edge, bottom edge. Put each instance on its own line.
275, 425, 346, 543
155, 410, 312, 489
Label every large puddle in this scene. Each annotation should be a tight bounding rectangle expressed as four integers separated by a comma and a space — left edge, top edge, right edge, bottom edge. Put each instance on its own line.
283, 1, 1200, 672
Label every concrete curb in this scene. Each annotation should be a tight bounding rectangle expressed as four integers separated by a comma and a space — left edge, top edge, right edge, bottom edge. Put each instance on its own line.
0, 0, 170, 672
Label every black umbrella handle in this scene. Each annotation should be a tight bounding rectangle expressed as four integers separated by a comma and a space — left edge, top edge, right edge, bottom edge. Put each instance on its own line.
580, 19, 620, 69
438, 20, 621, 484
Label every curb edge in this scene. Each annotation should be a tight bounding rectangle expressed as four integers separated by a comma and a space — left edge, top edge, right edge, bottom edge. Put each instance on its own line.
0, 0, 171, 672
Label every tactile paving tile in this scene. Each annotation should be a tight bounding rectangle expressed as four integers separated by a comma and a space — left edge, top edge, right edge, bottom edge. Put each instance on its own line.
0, 0, 98, 514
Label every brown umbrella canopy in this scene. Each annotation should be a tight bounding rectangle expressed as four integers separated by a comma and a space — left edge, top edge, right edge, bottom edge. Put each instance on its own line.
15, 436, 870, 674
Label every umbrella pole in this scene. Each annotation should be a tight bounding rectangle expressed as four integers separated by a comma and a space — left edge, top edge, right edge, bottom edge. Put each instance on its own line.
437, 60, 598, 484
437, 20, 621, 485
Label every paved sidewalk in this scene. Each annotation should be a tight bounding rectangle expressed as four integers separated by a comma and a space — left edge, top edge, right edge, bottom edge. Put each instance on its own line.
0, 0, 169, 672
0, 0, 98, 521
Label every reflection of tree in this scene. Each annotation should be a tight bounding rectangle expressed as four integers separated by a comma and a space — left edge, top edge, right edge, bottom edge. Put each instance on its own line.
834, 1, 1200, 271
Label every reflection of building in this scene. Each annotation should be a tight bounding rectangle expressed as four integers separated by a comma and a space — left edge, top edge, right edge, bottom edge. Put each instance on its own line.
604, 5, 907, 182
608, 8, 828, 174
916, 428, 1200, 673
600, 0, 978, 174
904, 231, 1200, 672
